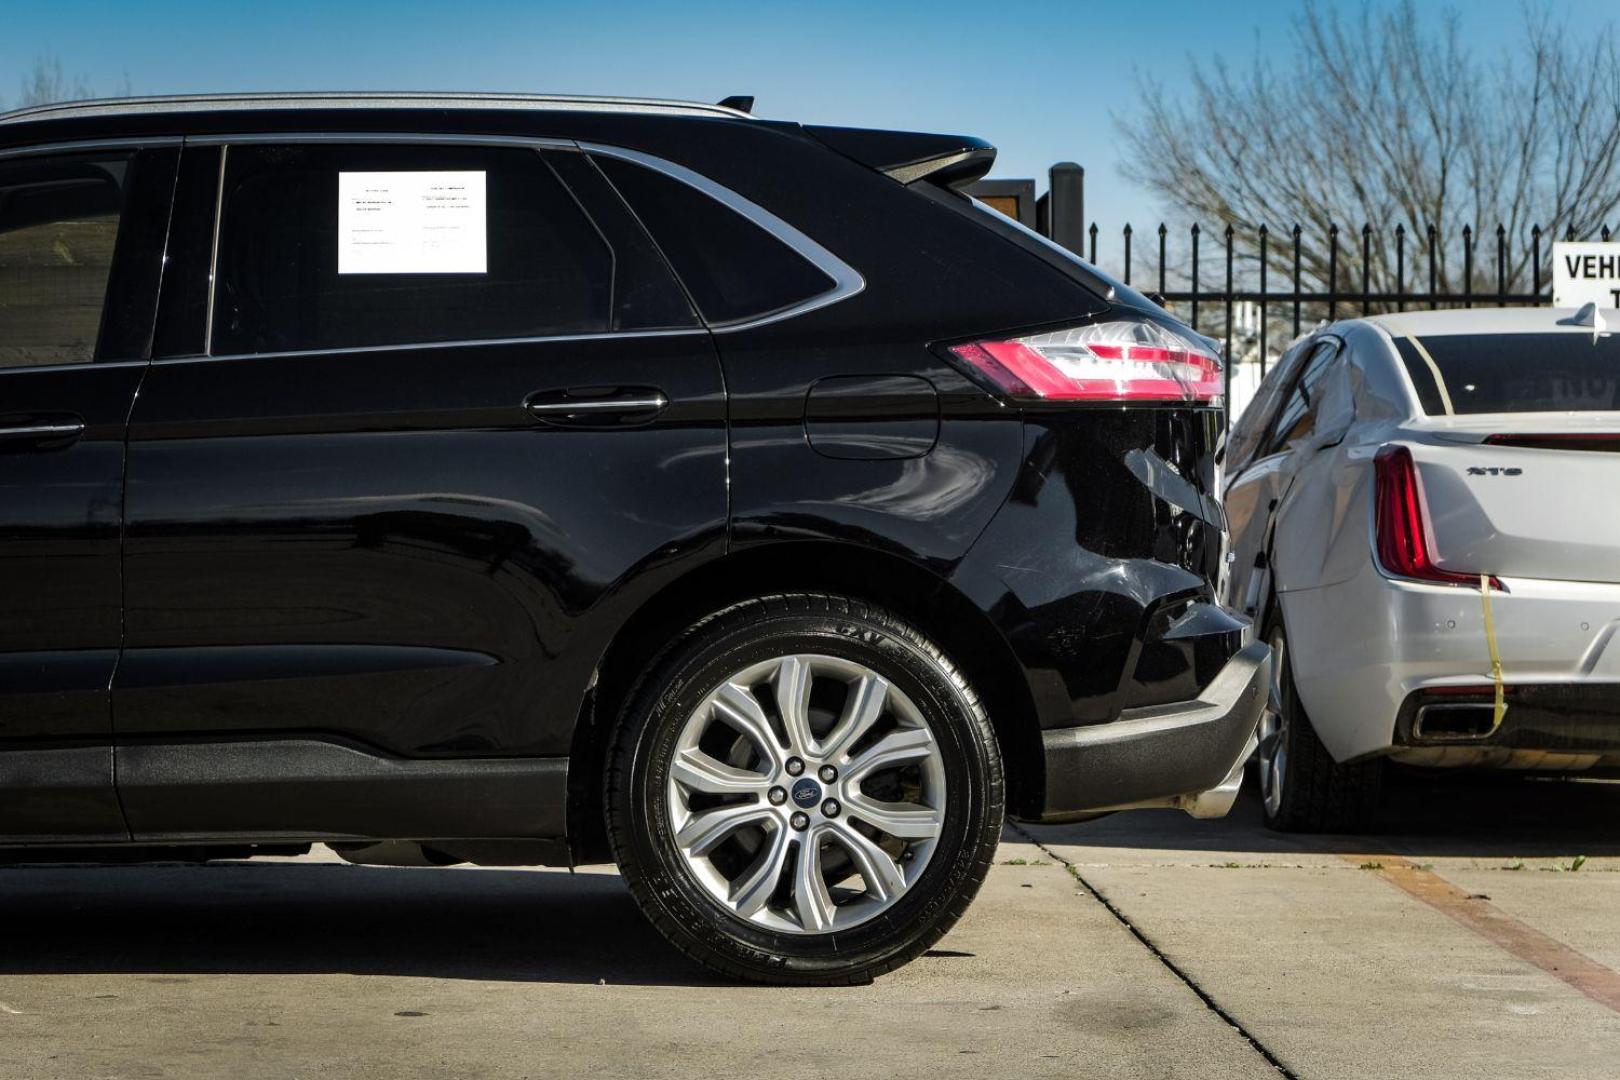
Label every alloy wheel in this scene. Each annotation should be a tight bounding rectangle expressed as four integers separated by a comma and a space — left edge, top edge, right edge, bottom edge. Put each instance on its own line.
1258, 627, 1289, 818
664, 653, 946, 935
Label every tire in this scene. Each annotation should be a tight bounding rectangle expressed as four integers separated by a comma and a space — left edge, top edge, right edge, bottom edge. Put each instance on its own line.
1258, 613, 1383, 832
606, 593, 1004, 985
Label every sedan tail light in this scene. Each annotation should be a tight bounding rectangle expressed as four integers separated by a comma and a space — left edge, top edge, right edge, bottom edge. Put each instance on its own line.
1374, 444, 1502, 590
948, 318, 1223, 403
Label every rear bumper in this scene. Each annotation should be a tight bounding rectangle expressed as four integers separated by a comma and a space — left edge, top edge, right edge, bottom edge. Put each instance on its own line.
1283, 561, 1620, 762
1033, 642, 1270, 823
1390, 683, 1620, 770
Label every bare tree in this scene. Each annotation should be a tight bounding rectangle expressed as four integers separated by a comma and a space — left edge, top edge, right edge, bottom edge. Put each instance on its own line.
1118, 1, 1620, 298
2, 54, 128, 112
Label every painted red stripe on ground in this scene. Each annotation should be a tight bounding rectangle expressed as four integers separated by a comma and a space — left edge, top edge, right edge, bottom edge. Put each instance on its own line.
1347, 854, 1620, 1014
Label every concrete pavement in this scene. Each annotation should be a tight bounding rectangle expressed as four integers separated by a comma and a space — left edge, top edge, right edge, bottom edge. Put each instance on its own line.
1, 773, 1616, 1079
1026, 773, 1620, 1079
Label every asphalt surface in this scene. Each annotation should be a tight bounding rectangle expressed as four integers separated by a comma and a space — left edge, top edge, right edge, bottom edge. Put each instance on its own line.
2, 773, 1617, 1079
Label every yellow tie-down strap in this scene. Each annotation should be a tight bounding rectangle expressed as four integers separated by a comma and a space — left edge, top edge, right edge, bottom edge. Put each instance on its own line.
1480, 574, 1507, 734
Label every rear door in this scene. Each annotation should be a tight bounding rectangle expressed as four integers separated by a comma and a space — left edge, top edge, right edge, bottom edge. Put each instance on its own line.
0, 144, 175, 840
113, 138, 725, 841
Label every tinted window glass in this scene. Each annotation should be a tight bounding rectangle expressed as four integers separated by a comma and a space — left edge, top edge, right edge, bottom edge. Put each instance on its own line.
0, 155, 127, 367
1227, 342, 1309, 472
154, 147, 223, 358
1395, 333, 1620, 414
543, 151, 696, 331
595, 155, 834, 325
212, 144, 612, 354
1264, 340, 1339, 455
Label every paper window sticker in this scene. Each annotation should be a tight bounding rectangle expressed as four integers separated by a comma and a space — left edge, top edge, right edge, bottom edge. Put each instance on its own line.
338, 171, 487, 274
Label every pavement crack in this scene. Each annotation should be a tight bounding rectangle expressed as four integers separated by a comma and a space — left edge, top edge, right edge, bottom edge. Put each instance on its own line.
1010, 823, 1300, 1080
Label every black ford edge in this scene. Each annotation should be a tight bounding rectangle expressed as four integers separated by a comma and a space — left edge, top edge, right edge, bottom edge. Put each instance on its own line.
0, 92, 1268, 983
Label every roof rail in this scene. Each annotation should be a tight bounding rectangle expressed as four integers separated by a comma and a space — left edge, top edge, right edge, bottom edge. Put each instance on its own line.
0, 91, 755, 127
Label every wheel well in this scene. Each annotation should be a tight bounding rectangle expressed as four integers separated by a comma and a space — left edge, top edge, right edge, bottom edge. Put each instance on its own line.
567, 542, 1042, 863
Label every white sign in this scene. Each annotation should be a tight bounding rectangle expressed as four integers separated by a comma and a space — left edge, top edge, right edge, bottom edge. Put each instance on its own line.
338, 171, 487, 274
1552, 242, 1620, 308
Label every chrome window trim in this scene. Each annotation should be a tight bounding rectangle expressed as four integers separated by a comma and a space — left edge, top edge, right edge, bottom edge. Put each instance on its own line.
578, 141, 865, 332
191, 134, 863, 333
203, 144, 228, 351
160, 327, 710, 367
0, 136, 184, 160
0, 130, 864, 362
0, 358, 149, 377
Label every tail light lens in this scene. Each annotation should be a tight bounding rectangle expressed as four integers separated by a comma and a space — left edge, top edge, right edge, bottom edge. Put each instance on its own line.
1374, 444, 1502, 589
949, 318, 1223, 403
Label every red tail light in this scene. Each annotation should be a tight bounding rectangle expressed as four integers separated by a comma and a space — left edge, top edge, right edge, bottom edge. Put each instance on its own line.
1374, 445, 1502, 589
948, 318, 1223, 403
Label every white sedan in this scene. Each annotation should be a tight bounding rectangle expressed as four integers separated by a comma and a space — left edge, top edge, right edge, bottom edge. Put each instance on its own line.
1222, 306, 1620, 831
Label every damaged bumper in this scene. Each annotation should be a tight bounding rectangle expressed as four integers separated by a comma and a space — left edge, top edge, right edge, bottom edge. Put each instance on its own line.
1034, 641, 1271, 822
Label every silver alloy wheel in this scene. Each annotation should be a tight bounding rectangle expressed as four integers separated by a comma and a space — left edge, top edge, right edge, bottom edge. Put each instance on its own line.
665, 654, 947, 935
1258, 627, 1288, 818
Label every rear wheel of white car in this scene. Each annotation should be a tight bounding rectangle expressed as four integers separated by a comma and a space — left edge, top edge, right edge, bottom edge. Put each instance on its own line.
606, 594, 1004, 984
1259, 616, 1382, 832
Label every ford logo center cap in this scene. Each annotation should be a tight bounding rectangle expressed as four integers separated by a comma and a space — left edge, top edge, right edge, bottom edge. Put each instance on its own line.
791, 777, 822, 809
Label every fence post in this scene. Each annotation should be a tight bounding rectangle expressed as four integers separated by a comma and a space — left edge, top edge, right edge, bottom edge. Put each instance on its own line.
1328, 224, 1339, 321
1046, 162, 1085, 255
1259, 224, 1269, 376
1427, 224, 1438, 310
1123, 224, 1133, 285
1463, 225, 1474, 309
1496, 223, 1507, 301
1291, 224, 1303, 338
1532, 225, 1543, 296
1190, 224, 1201, 330
1395, 224, 1406, 312
1158, 224, 1168, 300
1088, 222, 1098, 264
1361, 223, 1372, 315
1224, 225, 1235, 398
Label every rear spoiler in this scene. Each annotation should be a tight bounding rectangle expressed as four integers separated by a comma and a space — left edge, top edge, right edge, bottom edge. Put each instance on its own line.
803, 125, 995, 188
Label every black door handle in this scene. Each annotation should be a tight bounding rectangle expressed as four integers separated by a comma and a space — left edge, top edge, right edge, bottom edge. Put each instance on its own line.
524, 388, 668, 427
0, 415, 85, 449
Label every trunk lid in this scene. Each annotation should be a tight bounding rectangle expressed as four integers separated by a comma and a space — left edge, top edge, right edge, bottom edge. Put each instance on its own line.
1408, 415, 1620, 584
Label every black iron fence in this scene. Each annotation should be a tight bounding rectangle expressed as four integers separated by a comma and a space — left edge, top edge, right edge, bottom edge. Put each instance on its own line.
965, 166, 1613, 410
1082, 218, 1611, 376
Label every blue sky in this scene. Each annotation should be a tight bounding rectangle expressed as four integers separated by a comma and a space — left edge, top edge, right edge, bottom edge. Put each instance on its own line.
2, 0, 1612, 229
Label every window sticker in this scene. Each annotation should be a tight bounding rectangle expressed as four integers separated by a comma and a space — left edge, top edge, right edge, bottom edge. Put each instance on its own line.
338, 171, 486, 274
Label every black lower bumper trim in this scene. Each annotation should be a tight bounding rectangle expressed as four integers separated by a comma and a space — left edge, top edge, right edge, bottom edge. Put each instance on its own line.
1036, 641, 1270, 821
1397, 684, 1620, 752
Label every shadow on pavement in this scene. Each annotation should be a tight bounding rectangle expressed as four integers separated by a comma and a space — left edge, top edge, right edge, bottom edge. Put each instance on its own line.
0, 861, 720, 986
1025, 773, 1620, 859
4, 775, 1612, 985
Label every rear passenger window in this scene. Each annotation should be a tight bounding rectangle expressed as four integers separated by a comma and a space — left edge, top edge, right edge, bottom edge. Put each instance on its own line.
210, 144, 694, 356
1263, 340, 1340, 455
595, 155, 836, 325
0, 155, 128, 367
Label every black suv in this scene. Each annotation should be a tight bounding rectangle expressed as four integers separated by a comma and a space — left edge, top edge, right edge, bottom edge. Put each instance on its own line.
0, 93, 1268, 983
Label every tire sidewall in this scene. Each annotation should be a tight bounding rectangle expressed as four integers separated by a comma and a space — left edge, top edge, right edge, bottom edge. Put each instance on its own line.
613, 602, 999, 978
1261, 614, 1291, 826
